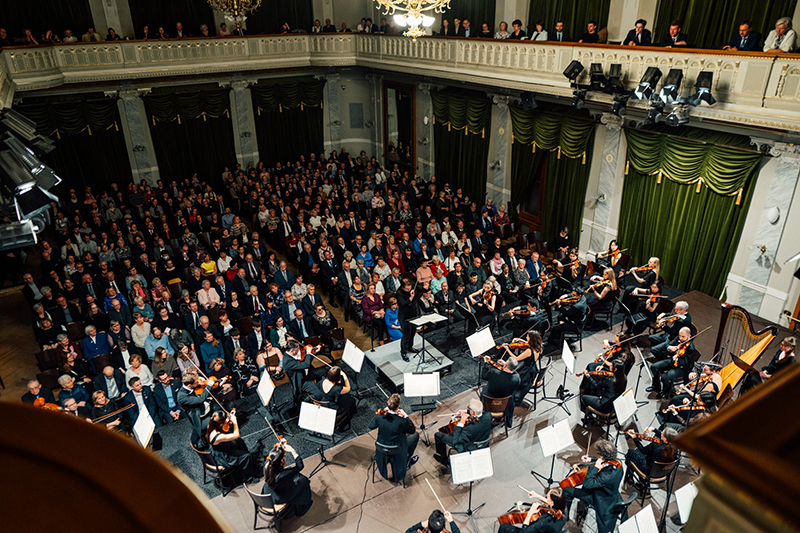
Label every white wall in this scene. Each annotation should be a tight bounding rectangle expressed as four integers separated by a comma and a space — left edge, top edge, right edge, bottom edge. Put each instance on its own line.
329, 70, 378, 159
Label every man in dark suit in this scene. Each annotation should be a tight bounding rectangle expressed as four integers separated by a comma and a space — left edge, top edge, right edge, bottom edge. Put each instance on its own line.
183, 301, 207, 339
108, 299, 134, 328
481, 355, 521, 427
274, 262, 295, 292
368, 392, 419, 482
551, 21, 570, 42
22, 273, 47, 308
280, 291, 301, 323
249, 235, 268, 263
103, 271, 125, 296
649, 327, 697, 398
93, 365, 128, 400
322, 18, 336, 32
277, 213, 296, 250
245, 286, 266, 317
456, 19, 475, 38
214, 275, 234, 307
623, 19, 652, 46
433, 399, 492, 465
320, 250, 340, 306
661, 21, 689, 47
723, 20, 761, 51
124, 376, 160, 427
79, 273, 104, 302
247, 321, 267, 355
289, 309, 314, 341
648, 301, 692, 360
526, 251, 544, 283
82, 325, 112, 361
242, 254, 262, 283
397, 279, 419, 362
301, 284, 324, 315
153, 370, 184, 424
22, 379, 56, 404
563, 439, 623, 533
52, 295, 82, 329
434, 281, 463, 325
232, 268, 250, 298
223, 328, 250, 367
282, 340, 313, 404
177, 373, 212, 447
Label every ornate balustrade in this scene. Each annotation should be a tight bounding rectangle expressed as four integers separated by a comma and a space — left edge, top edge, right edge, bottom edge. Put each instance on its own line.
2, 34, 800, 130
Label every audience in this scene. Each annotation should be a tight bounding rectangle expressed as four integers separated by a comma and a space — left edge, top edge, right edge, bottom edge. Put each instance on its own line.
623, 19, 651, 46
661, 20, 689, 48
723, 20, 761, 51
578, 20, 599, 44
764, 17, 796, 52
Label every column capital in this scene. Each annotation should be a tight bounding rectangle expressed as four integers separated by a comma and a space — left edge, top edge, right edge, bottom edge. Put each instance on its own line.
599, 112, 623, 130
117, 87, 150, 101
769, 141, 800, 163
491, 94, 509, 108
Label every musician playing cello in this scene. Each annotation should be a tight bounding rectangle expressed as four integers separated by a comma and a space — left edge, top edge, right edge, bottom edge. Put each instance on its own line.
405, 509, 460, 533
498, 487, 567, 532
648, 327, 696, 399
433, 398, 493, 466
562, 439, 623, 533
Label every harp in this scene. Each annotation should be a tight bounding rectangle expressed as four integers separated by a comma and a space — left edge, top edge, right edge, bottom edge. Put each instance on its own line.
714, 303, 777, 400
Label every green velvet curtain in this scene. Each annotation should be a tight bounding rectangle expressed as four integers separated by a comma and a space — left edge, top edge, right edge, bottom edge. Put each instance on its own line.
250, 78, 325, 165
432, 91, 491, 203
0, 0, 93, 41
653, 0, 796, 49
144, 85, 236, 186
527, 0, 611, 37
395, 89, 413, 150
128, 0, 216, 37
509, 105, 595, 242
618, 127, 763, 296
245, 0, 314, 34
14, 94, 132, 191
448, 0, 497, 31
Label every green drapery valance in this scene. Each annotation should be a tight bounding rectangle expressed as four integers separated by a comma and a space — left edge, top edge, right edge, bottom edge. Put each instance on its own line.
623, 128, 763, 204
509, 105, 594, 160
14, 94, 119, 138
144, 86, 231, 124
431, 91, 491, 138
250, 79, 325, 114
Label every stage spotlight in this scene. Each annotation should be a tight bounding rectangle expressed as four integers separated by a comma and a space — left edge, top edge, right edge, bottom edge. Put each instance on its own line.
633, 67, 662, 100
658, 69, 684, 104
612, 95, 628, 117
690, 71, 716, 106
606, 64, 624, 93
520, 91, 537, 110
0, 220, 39, 252
665, 106, 690, 126
563, 60, 585, 82
647, 103, 664, 123
572, 89, 587, 109
590, 63, 606, 89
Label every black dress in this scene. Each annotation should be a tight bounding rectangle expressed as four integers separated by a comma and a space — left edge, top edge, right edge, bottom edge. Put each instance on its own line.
262, 456, 313, 518
210, 432, 260, 484
305, 380, 357, 431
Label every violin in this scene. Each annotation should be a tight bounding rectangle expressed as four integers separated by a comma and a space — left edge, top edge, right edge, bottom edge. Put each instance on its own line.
194, 375, 228, 395
577, 369, 614, 378
559, 459, 622, 488
33, 397, 64, 411
584, 280, 610, 294
376, 408, 390, 416
652, 314, 681, 329
683, 374, 712, 389
484, 288, 494, 303
484, 356, 506, 371
497, 507, 563, 525
440, 411, 479, 434
497, 341, 530, 350
628, 433, 662, 444
502, 308, 531, 318
557, 295, 580, 306
570, 259, 580, 271
661, 404, 700, 414
629, 265, 654, 274
221, 408, 237, 432
593, 345, 621, 364
672, 341, 690, 367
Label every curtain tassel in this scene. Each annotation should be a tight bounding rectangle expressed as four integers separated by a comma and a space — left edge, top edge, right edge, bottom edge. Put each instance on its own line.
464, 127, 468, 137
301, 102, 304, 111
431, 115, 434, 124
532, 142, 536, 153
657, 170, 662, 184
735, 188, 743, 206
152, 116, 156, 126
225, 109, 230, 118
511, 132, 514, 144
257, 107, 261, 116
114, 121, 119, 131
581, 151, 586, 164
481, 128, 484, 139
87, 125, 92, 136
625, 160, 629, 175
55, 129, 61, 140
448, 122, 451, 132
177, 114, 181, 125
279, 104, 282, 113
696, 179, 702, 193
202, 112, 206, 122
557, 146, 561, 159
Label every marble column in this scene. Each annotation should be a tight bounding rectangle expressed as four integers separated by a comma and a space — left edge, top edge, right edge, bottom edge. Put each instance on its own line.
225, 78, 259, 165
588, 113, 624, 253
322, 73, 341, 153
488, 94, 511, 206
736, 141, 800, 313
366, 74, 383, 159
117, 87, 159, 185
417, 82, 434, 179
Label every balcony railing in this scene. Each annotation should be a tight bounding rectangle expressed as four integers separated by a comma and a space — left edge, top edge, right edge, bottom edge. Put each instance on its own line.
2, 34, 800, 130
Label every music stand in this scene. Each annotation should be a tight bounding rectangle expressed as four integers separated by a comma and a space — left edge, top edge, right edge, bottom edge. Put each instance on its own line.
674, 482, 698, 525
342, 339, 369, 402
410, 313, 447, 370
256, 370, 293, 437
466, 326, 495, 390
133, 410, 156, 449
634, 347, 653, 407
298, 402, 346, 477
542, 341, 576, 415
450, 447, 494, 533
618, 504, 658, 533
531, 418, 574, 487
404, 371, 440, 446
613, 388, 638, 443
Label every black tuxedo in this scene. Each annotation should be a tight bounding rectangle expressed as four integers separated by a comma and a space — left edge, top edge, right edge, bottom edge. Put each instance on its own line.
623, 29, 652, 46
79, 281, 104, 301
564, 463, 623, 533
177, 385, 211, 446
435, 411, 492, 459
242, 260, 262, 282
245, 293, 265, 317
247, 329, 266, 355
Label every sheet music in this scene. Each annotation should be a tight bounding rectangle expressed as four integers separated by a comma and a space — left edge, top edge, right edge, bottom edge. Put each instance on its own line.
342, 339, 366, 373
256, 371, 276, 407
298, 402, 337, 436
133, 410, 155, 448
613, 388, 638, 425
467, 326, 495, 358
450, 447, 494, 484
675, 482, 699, 524
403, 372, 440, 397
619, 505, 659, 533
537, 418, 575, 457
409, 313, 448, 326
637, 347, 653, 380
562, 341, 575, 373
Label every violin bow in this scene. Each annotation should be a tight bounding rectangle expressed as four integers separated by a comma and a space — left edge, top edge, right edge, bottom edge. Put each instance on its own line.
376, 382, 391, 399
187, 360, 231, 415
425, 478, 447, 512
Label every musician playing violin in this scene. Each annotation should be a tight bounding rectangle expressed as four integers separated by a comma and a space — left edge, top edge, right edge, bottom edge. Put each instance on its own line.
498, 330, 543, 404
624, 427, 678, 474
482, 355, 521, 427
659, 391, 716, 429
369, 393, 419, 482
498, 488, 567, 533
595, 239, 624, 277
649, 327, 696, 399
562, 439, 623, 533
624, 281, 662, 335
405, 509, 460, 533
649, 301, 692, 361
546, 289, 587, 348
206, 409, 261, 485
553, 248, 582, 285
502, 299, 546, 338
669, 363, 721, 406
469, 280, 498, 327
586, 268, 617, 328
621, 256, 660, 310
433, 398, 493, 466
177, 370, 212, 448
282, 339, 314, 407
263, 437, 313, 518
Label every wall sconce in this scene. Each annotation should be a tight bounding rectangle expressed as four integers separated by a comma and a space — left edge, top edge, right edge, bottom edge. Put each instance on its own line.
331, 120, 342, 126
132, 145, 146, 152
240, 131, 252, 138
592, 193, 607, 204
766, 206, 781, 224
489, 160, 502, 169
418, 137, 429, 145
423, 116, 430, 125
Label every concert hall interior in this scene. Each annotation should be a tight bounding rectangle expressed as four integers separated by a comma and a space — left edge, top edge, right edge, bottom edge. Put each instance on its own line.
2, 0, 800, 532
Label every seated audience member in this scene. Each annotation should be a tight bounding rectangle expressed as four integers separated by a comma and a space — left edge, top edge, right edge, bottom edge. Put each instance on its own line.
723, 20, 761, 51
530, 21, 548, 41
550, 21, 570, 42
763, 17, 796, 52
661, 20, 689, 47
509, 19, 526, 40
22, 379, 55, 404
82, 28, 103, 42
153, 370, 184, 424
623, 19, 652, 46
578, 20, 600, 43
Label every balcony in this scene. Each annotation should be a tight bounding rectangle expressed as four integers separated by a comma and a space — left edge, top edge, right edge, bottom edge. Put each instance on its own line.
2, 34, 800, 131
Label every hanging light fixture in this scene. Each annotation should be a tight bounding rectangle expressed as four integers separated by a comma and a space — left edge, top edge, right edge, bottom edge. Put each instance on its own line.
374, 0, 450, 41
207, 0, 262, 32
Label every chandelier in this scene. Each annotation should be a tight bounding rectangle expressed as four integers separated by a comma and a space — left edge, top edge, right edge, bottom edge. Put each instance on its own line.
207, 0, 262, 31
374, 0, 452, 41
